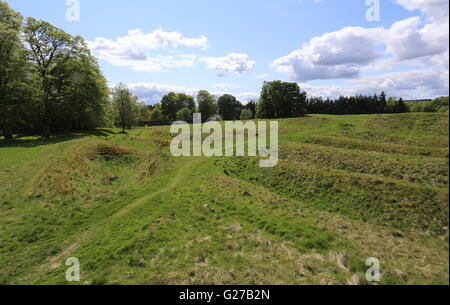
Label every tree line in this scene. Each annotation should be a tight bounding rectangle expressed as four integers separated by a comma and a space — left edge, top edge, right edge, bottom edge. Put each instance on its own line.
306, 92, 408, 115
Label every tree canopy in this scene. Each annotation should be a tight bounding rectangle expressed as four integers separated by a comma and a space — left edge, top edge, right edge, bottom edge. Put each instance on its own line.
257, 81, 307, 119
217, 94, 242, 120
161, 92, 195, 121
1, 2, 112, 139
197, 90, 216, 121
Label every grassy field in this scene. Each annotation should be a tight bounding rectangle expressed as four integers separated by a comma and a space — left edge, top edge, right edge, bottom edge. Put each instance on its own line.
0, 113, 448, 285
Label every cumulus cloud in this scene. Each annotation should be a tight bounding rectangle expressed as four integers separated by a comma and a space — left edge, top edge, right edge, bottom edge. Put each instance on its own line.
257, 73, 270, 79
88, 28, 208, 72
351, 69, 449, 97
395, 0, 449, 23
201, 53, 256, 73
213, 83, 232, 89
272, 0, 449, 83
271, 26, 386, 82
105, 54, 198, 72
387, 16, 448, 61
234, 92, 260, 102
89, 28, 208, 56
305, 69, 449, 100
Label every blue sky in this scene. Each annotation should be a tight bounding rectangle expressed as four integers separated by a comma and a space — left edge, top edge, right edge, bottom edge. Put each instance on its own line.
6, 0, 449, 103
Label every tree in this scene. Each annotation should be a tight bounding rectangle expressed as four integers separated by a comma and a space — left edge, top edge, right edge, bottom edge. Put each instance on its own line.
217, 94, 242, 120
161, 92, 195, 120
175, 93, 196, 113
197, 90, 216, 121
431, 96, 449, 112
150, 104, 165, 121
138, 103, 152, 122
24, 17, 76, 137
112, 83, 139, 133
244, 101, 257, 119
1, 4, 112, 139
0, 2, 29, 139
305, 92, 404, 115
257, 81, 307, 119
48, 46, 109, 130
385, 97, 408, 113
176, 108, 192, 122
379, 91, 387, 112
397, 98, 408, 113
240, 109, 253, 120
161, 92, 178, 121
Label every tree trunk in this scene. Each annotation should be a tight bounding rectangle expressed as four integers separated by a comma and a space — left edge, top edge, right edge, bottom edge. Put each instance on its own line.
1, 124, 13, 140
42, 79, 52, 139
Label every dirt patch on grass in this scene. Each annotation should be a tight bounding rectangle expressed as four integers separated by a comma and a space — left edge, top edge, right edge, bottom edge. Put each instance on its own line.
87, 142, 133, 161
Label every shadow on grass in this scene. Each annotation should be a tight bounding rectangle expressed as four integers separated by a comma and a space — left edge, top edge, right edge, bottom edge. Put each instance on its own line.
0, 129, 117, 148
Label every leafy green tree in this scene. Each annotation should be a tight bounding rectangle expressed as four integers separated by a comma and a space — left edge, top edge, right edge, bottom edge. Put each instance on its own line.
161, 92, 178, 120
379, 91, 387, 113
48, 47, 109, 130
431, 96, 449, 112
217, 94, 242, 120
175, 93, 196, 113
24, 17, 76, 137
112, 83, 139, 133
385, 97, 397, 113
176, 108, 192, 122
1, 4, 113, 139
257, 81, 306, 119
244, 101, 257, 119
397, 98, 408, 113
385, 97, 408, 113
240, 109, 253, 120
138, 103, 152, 122
161, 92, 196, 120
150, 104, 165, 121
0, 2, 30, 139
256, 94, 274, 119
197, 90, 216, 121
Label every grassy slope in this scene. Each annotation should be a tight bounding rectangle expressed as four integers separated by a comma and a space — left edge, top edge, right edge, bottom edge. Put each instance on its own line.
0, 113, 448, 285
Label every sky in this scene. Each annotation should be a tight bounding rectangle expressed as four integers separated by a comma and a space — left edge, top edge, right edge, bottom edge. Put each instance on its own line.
6, 0, 449, 104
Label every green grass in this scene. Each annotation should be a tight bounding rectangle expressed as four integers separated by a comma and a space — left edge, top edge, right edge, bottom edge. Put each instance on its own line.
0, 113, 448, 285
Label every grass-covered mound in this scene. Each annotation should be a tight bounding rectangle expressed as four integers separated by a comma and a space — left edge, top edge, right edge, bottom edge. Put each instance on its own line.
0, 114, 448, 285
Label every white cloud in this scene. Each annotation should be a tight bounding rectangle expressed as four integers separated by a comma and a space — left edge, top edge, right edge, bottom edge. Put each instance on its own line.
105, 54, 198, 72
395, 0, 449, 23
305, 69, 449, 100
89, 28, 208, 56
88, 28, 208, 72
256, 73, 270, 79
201, 53, 256, 73
387, 17, 448, 61
210, 91, 260, 103
351, 69, 449, 97
234, 92, 260, 102
213, 83, 232, 89
271, 26, 386, 82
